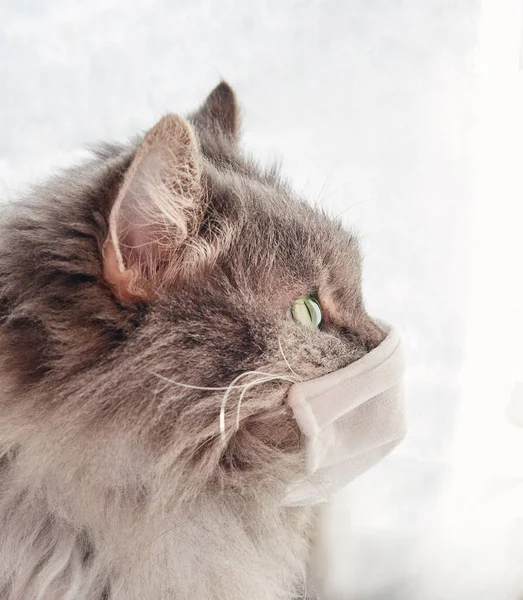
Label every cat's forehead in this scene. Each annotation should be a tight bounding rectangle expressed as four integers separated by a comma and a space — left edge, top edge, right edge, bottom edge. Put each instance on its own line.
184, 117, 360, 285
208, 162, 357, 254
200, 159, 363, 316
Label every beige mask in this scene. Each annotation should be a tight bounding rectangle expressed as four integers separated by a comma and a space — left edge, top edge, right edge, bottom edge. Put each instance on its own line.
284, 323, 407, 506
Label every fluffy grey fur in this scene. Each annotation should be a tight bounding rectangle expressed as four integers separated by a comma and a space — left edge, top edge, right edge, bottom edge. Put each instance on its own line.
0, 83, 383, 600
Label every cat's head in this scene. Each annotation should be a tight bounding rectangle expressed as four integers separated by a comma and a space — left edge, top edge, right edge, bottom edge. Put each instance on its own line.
0, 83, 384, 503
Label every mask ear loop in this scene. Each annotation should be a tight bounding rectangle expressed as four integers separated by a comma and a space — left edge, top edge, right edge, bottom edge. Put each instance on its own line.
234, 374, 298, 431
219, 370, 298, 442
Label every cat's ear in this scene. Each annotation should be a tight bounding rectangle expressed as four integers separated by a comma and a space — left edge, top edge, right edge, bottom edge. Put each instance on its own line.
192, 81, 240, 141
103, 114, 203, 302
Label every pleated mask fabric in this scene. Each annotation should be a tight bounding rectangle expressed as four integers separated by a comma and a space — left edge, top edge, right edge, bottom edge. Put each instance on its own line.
284, 323, 407, 506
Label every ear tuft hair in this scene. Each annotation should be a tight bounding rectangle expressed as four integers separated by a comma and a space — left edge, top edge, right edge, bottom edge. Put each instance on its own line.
104, 114, 204, 301
191, 81, 240, 141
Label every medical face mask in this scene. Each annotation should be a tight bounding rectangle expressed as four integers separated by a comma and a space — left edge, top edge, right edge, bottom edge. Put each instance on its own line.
283, 323, 407, 506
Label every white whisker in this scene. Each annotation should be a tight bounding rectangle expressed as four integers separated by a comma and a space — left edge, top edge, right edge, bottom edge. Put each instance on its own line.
152, 369, 298, 444
277, 337, 303, 381
234, 375, 296, 430
152, 372, 253, 391
219, 370, 298, 442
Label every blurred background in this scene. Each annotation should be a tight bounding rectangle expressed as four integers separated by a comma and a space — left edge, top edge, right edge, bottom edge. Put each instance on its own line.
1, 0, 523, 598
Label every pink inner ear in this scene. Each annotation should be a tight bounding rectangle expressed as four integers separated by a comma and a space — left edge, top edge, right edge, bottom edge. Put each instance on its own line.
116, 153, 161, 264
110, 148, 179, 275
104, 114, 203, 301
103, 238, 142, 302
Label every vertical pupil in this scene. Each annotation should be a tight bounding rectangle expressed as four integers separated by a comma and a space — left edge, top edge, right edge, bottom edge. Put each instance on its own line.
305, 299, 314, 323
291, 296, 321, 329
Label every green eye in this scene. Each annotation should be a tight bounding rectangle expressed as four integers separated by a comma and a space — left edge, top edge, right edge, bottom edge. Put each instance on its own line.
290, 295, 323, 331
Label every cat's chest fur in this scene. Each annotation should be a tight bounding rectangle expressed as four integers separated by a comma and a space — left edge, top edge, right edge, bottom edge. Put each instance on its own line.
0, 449, 317, 600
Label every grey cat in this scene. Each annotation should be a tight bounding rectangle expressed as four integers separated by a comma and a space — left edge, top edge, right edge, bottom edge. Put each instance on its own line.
0, 83, 383, 600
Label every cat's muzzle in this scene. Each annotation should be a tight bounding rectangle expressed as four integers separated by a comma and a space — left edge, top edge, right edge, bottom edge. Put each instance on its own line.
283, 322, 407, 506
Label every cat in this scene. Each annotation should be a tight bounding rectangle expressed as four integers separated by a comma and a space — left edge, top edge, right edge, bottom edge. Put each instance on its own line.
0, 82, 384, 600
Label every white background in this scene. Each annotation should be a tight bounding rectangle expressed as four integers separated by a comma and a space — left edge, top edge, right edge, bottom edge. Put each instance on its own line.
2, 0, 523, 598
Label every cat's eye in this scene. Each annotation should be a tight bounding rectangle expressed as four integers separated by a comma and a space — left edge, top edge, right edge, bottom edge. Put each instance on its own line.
290, 295, 323, 331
